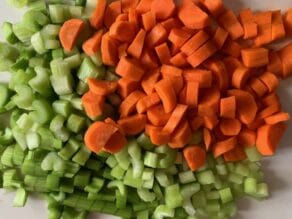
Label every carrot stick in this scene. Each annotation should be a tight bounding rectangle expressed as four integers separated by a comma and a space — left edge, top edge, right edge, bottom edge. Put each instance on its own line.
204, 60, 229, 90
231, 66, 250, 89
181, 30, 210, 56
145, 23, 168, 48
90, 0, 106, 29
169, 120, 192, 148
140, 48, 159, 69
212, 26, 228, 49
155, 43, 171, 64
250, 78, 268, 97
220, 118, 242, 136
142, 11, 156, 31
161, 64, 184, 94
203, 128, 212, 151
154, 78, 177, 113
183, 69, 212, 88
213, 136, 237, 158
168, 28, 193, 49
117, 78, 140, 99
238, 128, 256, 147
101, 33, 119, 66
170, 52, 188, 67
203, 114, 219, 130
241, 47, 269, 68
271, 10, 286, 41
264, 112, 290, 125
109, 21, 137, 43
82, 91, 104, 119
254, 11, 272, 46
151, 0, 176, 20
238, 8, 258, 39
220, 96, 236, 119
279, 43, 292, 78
103, 130, 127, 153
199, 0, 225, 17
88, 78, 118, 96
183, 146, 206, 171
119, 90, 146, 118
284, 8, 292, 36
59, 19, 85, 52
163, 104, 188, 134
136, 0, 153, 14
118, 114, 147, 135
147, 104, 172, 126
259, 71, 279, 92
267, 51, 283, 77
256, 123, 287, 155
186, 82, 199, 107
116, 57, 145, 81
82, 30, 103, 56
218, 10, 244, 40
136, 92, 161, 114
148, 126, 171, 145
223, 146, 247, 162
104, 1, 122, 28
127, 29, 146, 59
121, 0, 139, 12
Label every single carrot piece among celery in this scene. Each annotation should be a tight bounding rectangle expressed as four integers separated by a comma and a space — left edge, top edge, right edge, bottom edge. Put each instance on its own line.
183, 146, 206, 171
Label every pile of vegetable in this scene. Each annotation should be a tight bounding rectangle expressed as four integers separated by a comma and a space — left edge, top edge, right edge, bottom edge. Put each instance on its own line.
0, 0, 291, 218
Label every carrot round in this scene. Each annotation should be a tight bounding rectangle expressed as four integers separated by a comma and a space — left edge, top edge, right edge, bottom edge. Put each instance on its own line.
219, 118, 242, 136
203, 128, 212, 151
151, 0, 176, 20
183, 146, 206, 171
249, 78, 268, 97
278, 43, 292, 78
186, 82, 199, 107
118, 114, 147, 135
147, 104, 171, 126
59, 19, 85, 52
88, 78, 118, 96
117, 78, 140, 99
168, 28, 193, 49
262, 92, 280, 107
259, 71, 279, 92
163, 104, 188, 134
181, 30, 210, 56
213, 136, 237, 158
264, 112, 290, 125
232, 67, 250, 89
198, 87, 221, 116
119, 90, 146, 118
190, 116, 204, 131
267, 51, 283, 77
284, 8, 292, 36
222, 56, 243, 76
82, 91, 104, 119
140, 48, 159, 69
258, 104, 281, 120
220, 96, 236, 119
169, 120, 192, 148
218, 10, 244, 40
212, 26, 228, 49
90, 0, 106, 29
271, 10, 285, 41
238, 8, 258, 39
238, 128, 256, 147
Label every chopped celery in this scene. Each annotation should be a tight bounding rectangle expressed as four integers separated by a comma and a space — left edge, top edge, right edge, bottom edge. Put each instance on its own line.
1, 22, 18, 44
13, 188, 28, 207
77, 57, 105, 82
165, 184, 183, 208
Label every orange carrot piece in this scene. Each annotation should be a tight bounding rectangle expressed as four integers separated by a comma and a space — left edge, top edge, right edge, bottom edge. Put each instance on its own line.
118, 43, 128, 58
256, 123, 287, 155
104, 117, 125, 135
227, 89, 257, 124
203, 128, 212, 151
136, 92, 161, 114
127, 29, 146, 59
258, 104, 281, 120
118, 114, 147, 135
82, 30, 103, 56
271, 10, 286, 41
241, 48, 269, 68
183, 69, 212, 88
187, 40, 217, 68
168, 28, 193, 49
264, 112, 290, 125
238, 8, 258, 39
116, 57, 145, 81
262, 92, 280, 106
238, 128, 256, 147
213, 136, 237, 158
104, 1, 122, 28
170, 52, 188, 67
151, 0, 176, 20
163, 104, 188, 133
178, 0, 210, 29
222, 56, 243, 76
59, 19, 85, 52
267, 51, 283, 77
155, 43, 171, 64
250, 78, 268, 97
90, 0, 106, 29
117, 78, 140, 99
183, 145, 206, 171
141, 69, 160, 95
198, 87, 221, 116
161, 18, 182, 33
204, 60, 229, 91
82, 91, 104, 119
136, 0, 153, 14
220, 96, 236, 119
190, 116, 204, 131
181, 30, 210, 56
232, 67, 250, 89
121, 0, 139, 12
284, 8, 292, 36
140, 48, 159, 69
212, 26, 228, 49
161, 64, 184, 94
259, 71, 279, 92
145, 23, 168, 48
154, 79, 177, 113
128, 8, 139, 28
88, 78, 118, 96
199, 0, 225, 17
142, 11, 156, 31
109, 21, 137, 43
147, 104, 172, 126
101, 33, 119, 66
218, 10, 244, 40
279, 43, 292, 78
169, 120, 192, 148
223, 146, 247, 162
186, 82, 199, 107
222, 40, 242, 58
204, 114, 219, 130
254, 11, 273, 46
103, 130, 127, 153
119, 90, 146, 118
116, 13, 129, 22
148, 126, 170, 145
220, 118, 242, 136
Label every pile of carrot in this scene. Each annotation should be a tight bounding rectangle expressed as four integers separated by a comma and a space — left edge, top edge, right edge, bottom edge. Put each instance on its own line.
59, 0, 292, 171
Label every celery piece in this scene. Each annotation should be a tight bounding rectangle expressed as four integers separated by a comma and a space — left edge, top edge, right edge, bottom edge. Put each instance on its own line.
75, 0, 86, 6
90, 52, 103, 67
58, 139, 80, 160
77, 57, 105, 82
123, 168, 143, 188
245, 147, 262, 162
28, 0, 47, 12
153, 205, 174, 219
85, 177, 105, 193
13, 22, 35, 43
50, 71, 74, 95
1, 22, 18, 44
25, 131, 41, 150
0, 128, 14, 146
219, 188, 233, 203
52, 48, 65, 60
42, 24, 61, 38
137, 188, 156, 202
114, 147, 130, 170
74, 170, 91, 188
165, 184, 183, 208
0, 84, 10, 110
255, 183, 269, 198
144, 151, 158, 168
244, 177, 257, 195
179, 171, 196, 184
31, 31, 47, 54
0, 42, 19, 60
29, 57, 45, 67
46, 174, 60, 191
52, 100, 72, 118
50, 115, 70, 142
64, 53, 82, 69
155, 170, 171, 187
216, 164, 228, 176
197, 170, 215, 185
12, 126, 27, 150
136, 133, 155, 151
181, 183, 201, 199
68, 6, 83, 18
1, 146, 14, 167
9, 69, 35, 90
72, 146, 91, 166
66, 114, 86, 133
12, 144, 25, 166
29, 66, 53, 97
49, 5, 69, 24
13, 188, 28, 207
111, 165, 126, 180
137, 210, 149, 219
29, 99, 53, 124
10, 58, 29, 72
192, 191, 207, 208
106, 156, 118, 168
228, 172, 244, 184
76, 80, 89, 95
85, 158, 103, 172
0, 58, 13, 71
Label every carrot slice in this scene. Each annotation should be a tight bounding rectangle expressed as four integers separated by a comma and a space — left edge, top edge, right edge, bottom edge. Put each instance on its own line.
220, 118, 242, 136
128, 8, 139, 29
204, 114, 219, 130
161, 18, 182, 33
82, 30, 103, 56
117, 78, 140, 99
103, 130, 127, 153
151, 0, 176, 20
119, 90, 146, 118
271, 10, 286, 41
116, 57, 145, 81
88, 78, 118, 96
279, 43, 292, 78
90, 0, 106, 29
136, 92, 161, 114
140, 48, 159, 69
121, 0, 139, 12
104, 1, 122, 28
127, 29, 146, 59
59, 19, 85, 52
116, 13, 129, 22
213, 136, 237, 158
82, 91, 104, 119
183, 146, 206, 171
148, 126, 170, 145
267, 51, 283, 77
109, 21, 137, 43
264, 112, 290, 125
161, 64, 183, 94
256, 123, 287, 155
204, 60, 229, 91
142, 11, 156, 31
218, 10, 244, 40
262, 92, 280, 107
118, 43, 128, 58
223, 146, 247, 162
238, 8, 258, 39
154, 78, 177, 113
141, 68, 161, 95
199, 0, 225, 17
118, 114, 147, 135
198, 87, 221, 116
101, 33, 119, 66
222, 40, 242, 58
222, 56, 243, 76
231, 67, 250, 89
238, 128, 256, 147
170, 52, 188, 67
155, 43, 171, 64
145, 23, 168, 48
183, 69, 212, 88
186, 82, 199, 107
284, 8, 292, 36
147, 104, 172, 126
168, 28, 193, 49
258, 104, 281, 120
220, 96, 236, 119
169, 120, 192, 148
241, 47, 269, 68
136, 0, 153, 14
249, 78, 268, 97
212, 26, 228, 49
163, 104, 188, 134
254, 11, 272, 46
259, 71, 279, 92
181, 30, 210, 56
203, 128, 212, 151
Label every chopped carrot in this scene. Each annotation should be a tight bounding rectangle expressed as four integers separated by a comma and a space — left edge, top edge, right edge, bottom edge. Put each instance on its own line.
178, 0, 210, 29
155, 43, 171, 64
115, 13, 129, 22
82, 91, 104, 119
141, 68, 161, 94
145, 23, 168, 48
136, 0, 153, 14
246, 118, 265, 131
148, 126, 171, 145
140, 48, 159, 69
181, 30, 210, 56
264, 112, 290, 125
222, 56, 243, 76
220, 118, 242, 136
250, 78, 268, 97
116, 57, 145, 81
198, 87, 220, 116
186, 82, 199, 107
204, 114, 219, 130
199, 0, 225, 17
259, 71, 279, 92
203, 128, 212, 151
142, 11, 156, 31
163, 104, 188, 134
178, 86, 187, 104
262, 92, 280, 106
161, 18, 182, 33
220, 96, 236, 119
284, 8, 292, 36
127, 29, 146, 59
169, 120, 192, 148
238, 128, 256, 147
154, 79, 177, 113
118, 114, 147, 135
90, 0, 106, 29
88, 78, 118, 96
241, 47, 269, 68
103, 130, 127, 153
161, 64, 183, 94
223, 146, 247, 162
238, 8, 258, 39
227, 89, 257, 124
258, 104, 281, 120
267, 51, 283, 77
117, 78, 140, 99
82, 30, 103, 56
213, 136, 237, 158
109, 21, 137, 42
118, 43, 128, 58
256, 123, 287, 155
147, 104, 172, 126
222, 40, 242, 58
170, 52, 188, 67
190, 115, 204, 131
183, 69, 212, 88
254, 11, 272, 46
128, 8, 139, 28
59, 19, 85, 52
218, 10, 244, 40
151, 0, 176, 20
183, 146, 206, 171
101, 33, 119, 66
232, 67, 250, 89
119, 90, 146, 118
104, 117, 125, 135
104, 1, 122, 28
107, 93, 122, 107
121, 0, 139, 12
168, 28, 193, 49
204, 60, 229, 90
279, 43, 292, 78
136, 92, 161, 114
212, 26, 228, 49
271, 10, 286, 41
